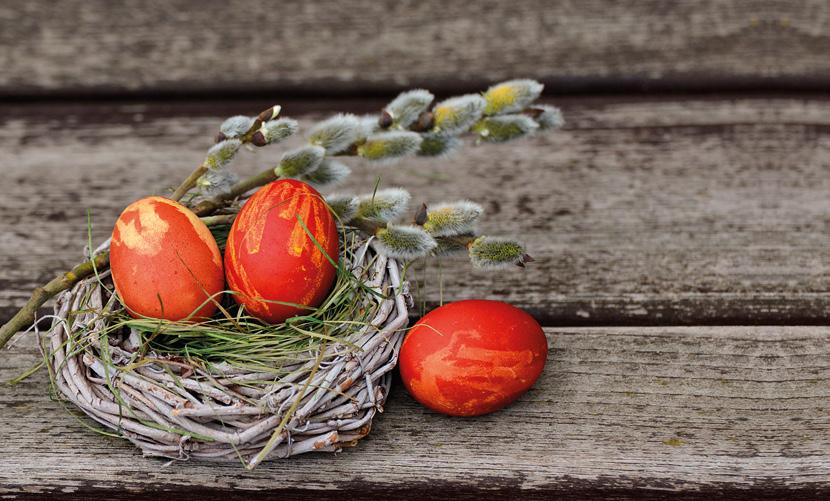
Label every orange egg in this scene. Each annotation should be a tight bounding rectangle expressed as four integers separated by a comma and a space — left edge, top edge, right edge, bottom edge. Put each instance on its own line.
110, 196, 224, 321
399, 300, 548, 416
224, 179, 339, 324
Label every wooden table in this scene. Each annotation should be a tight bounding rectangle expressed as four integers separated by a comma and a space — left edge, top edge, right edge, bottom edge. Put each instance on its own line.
1, 1, 829, 499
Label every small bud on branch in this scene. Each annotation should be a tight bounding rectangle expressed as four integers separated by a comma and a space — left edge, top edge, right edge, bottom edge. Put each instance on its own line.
260, 118, 299, 145
275, 145, 326, 178
418, 133, 462, 157
378, 111, 394, 129
196, 168, 240, 197
326, 194, 359, 222
484, 79, 544, 115
383, 89, 435, 129
301, 159, 351, 189
308, 114, 362, 154
205, 139, 242, 170
414, 203, 428, 225
533, 105, 565, 130
220, 116, 256, 139
473, 115, 539, 143
356, 188, 411, 223
357, 131, 423, 162
257, 105, 282, 122
432, 94, 486, 135
432, 234, 476, 256
422, 201, 483, 237
468, 236, 529, 269
375, 225, 437, 260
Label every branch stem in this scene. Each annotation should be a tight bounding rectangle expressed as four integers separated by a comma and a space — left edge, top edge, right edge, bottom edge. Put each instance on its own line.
170, 164, 208, 202
0, 252, 110, 350
192, 167, 278, 216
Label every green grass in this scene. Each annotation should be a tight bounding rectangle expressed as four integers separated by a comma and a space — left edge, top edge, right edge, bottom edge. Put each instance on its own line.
104, 229, 384, 376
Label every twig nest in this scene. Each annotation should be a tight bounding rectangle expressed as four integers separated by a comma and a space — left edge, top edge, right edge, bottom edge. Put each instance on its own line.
45, 226, 409, 466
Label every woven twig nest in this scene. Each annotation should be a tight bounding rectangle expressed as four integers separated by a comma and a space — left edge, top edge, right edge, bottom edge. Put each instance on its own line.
44, 229, 409, 466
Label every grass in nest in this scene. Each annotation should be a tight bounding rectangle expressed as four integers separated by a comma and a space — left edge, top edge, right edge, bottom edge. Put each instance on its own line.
102, 228, 385, 377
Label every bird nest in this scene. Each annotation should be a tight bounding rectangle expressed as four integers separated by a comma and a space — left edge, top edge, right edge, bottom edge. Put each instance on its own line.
42, 229, 409, 467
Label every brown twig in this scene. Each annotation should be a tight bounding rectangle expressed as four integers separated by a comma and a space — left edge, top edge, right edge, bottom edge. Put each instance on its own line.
0, 164, 282, 351
0, 252, 110, 351
170, 164, 208, 202
191, 167, 279, 216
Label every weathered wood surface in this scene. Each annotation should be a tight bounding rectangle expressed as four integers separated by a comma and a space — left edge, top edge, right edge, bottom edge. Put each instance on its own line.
1, 326, 827, 499
2, 97, 830, 325
1, 1, 827, 97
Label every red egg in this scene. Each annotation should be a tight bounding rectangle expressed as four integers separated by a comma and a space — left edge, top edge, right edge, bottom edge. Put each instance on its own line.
224, 179, 339, 324
110, 196, 224, 321
399, 300, 548, 416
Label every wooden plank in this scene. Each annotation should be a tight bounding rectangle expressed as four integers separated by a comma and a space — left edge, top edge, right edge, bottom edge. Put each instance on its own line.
1, 326, 827, 498
1, 1, 828, 97
2, 97, 830, 326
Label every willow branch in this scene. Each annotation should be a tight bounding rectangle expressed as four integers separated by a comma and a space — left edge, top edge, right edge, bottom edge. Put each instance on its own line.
170, 164, 208, 202
0, 252, 110, 350
0, 165, 282, 351
192, 167, 279, 216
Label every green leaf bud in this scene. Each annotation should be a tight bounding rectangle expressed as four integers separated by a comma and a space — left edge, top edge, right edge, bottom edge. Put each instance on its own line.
473, 115, 539, 143
484, 79, 544, 115
422, 201, 483, 237
375, 225, 437, 260
432, 94, 486, 135
468, 236, 529, 269
325, 194, 359, 222
204, 139, 242, 170
275, 145, 326, 178
357, 131, 423, 162
535, 105, 565, 130
356, 188, 411, 223
418, 132, 462, 157
308, 113, 361, 154
384, 89, 434, 129
301, 159, 351, 189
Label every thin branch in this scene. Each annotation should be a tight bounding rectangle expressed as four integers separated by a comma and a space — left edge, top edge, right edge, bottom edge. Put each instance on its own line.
170, 164, 208, 202
0, 252, 110, 350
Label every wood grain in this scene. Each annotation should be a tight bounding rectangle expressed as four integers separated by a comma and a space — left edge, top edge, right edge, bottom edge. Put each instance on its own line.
2, 97, 830, 326
1, 326, 827, 498
1, 0, 828, 97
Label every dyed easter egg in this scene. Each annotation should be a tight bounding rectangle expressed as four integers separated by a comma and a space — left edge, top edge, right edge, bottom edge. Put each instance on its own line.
110, 196, 224, 321
224, 179, 339, 324
399, 300, 548, 416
